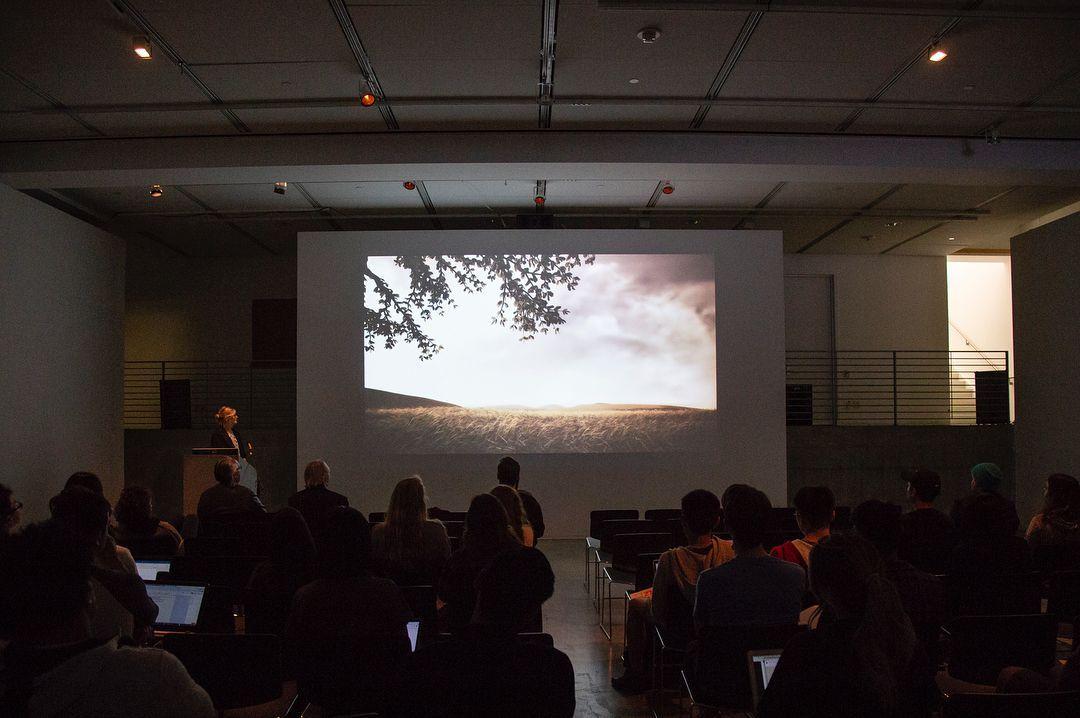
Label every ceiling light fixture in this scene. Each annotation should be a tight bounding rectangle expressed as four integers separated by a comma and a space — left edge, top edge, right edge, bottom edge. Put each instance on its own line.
274, 181, 287, 195
360, 92, 377, 107
636, 27, 661, 44
534, 180, 546, 206
403, 181, 416, 191
628, 78, 640, 85
132, 36, 152, 60
661, 182, 674, 195
928, 46, 948, 63
149, 184, 163, 198
948, 236, 956, 241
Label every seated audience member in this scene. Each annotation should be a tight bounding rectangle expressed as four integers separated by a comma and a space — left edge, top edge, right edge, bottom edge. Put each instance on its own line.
771, 486, 835, 572
438, 493, 522, 633
853, 500, 944, 670
404, 548, 575, 717
245, 507, 317, 639
757, 535, 926, 718
497, 456, 545, 540
1025, 473, 1080, 547
287, 507, 412, 715
195, 457, 264, 524
491, 484, 535, 547
372, 476, 451, 585
950, 462, 1019, 536
0, 522, 214, 717
113, 486, 183, 557
0, 484, 22, 536
998, 646, 1080, 694
50, 487, 158, 643
897, 469, 955, 574
695, 486, 805, 629
613, 489, 733, 693
946, 491, 1032, 576
287, 460, 348, 536
65, 471, 105, 495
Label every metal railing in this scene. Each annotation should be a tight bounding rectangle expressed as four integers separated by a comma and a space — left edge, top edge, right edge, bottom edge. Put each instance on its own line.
124, 360, 296, 429
786, 350, 1010, 426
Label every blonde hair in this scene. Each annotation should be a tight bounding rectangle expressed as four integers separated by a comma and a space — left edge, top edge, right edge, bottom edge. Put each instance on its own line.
383, 476, 429, 564
304, 460, 330, 487
490, 485, 529, 543
214, 406, 237, 426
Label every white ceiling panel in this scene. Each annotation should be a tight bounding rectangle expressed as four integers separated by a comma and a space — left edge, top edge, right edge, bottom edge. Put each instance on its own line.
423, 180, 536, 211
770, 183, 897, 210
723, 13, 942, 100
84, 111, 235, 138
0, 113, 96, 141
877, 184, 1013, 211
137, 0, 353, 65
303, 181, 424, 210
178, 183, 315, 212
58, 186, 204, 217
394, 105, 536, 130
698, 105, 852, 133
236, 107, 387, 133
847, 108, 999, 136
811, 216, 942, 255
376, 59, 536, 98
881, 18, 1080, 106
546, 180, 657, 208
993, 112, 1080, 140
552, 104, 694, 130
0, 73, 52, 111
194, 62, 360, 102
754, 216, 848, 254
652, 180, 781, 208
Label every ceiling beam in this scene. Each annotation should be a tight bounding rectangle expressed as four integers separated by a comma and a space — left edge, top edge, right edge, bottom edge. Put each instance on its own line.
537, 0, 559, 129
597, 1, 1080, 21
795, 183, 905, 253
327, 0, 397, 130
173, 185, 277, 255
691, 10, 763, 128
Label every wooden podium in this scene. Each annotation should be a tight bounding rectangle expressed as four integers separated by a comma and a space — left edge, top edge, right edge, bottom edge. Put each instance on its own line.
182, 448, 239, 516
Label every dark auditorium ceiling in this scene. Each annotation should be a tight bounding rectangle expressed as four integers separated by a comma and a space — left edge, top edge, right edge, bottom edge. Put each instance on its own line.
2, 0, 1080, 256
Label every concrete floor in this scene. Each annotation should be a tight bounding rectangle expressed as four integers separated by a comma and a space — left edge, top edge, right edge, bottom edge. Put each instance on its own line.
540, 539, 654, 717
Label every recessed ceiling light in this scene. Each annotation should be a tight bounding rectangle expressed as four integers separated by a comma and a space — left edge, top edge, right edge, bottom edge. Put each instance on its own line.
628, 78, 640, 85
402, 181, 416, 191
661, 182, 674, 195
886, 220, 902, 227
360, 92, 377, 107
948, 236, 956, 241
149, 184, 163, 198
132, 36, 152, 60
928, 46, 948, 63
637, 27, 661, 44
274, 181, 287, 195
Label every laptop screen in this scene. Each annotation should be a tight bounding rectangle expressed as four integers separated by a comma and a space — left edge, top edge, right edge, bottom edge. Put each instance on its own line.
146, 583, 206, 628
135, 560, 171, 582
748, 649, 783, 706
407, 621, 420, 652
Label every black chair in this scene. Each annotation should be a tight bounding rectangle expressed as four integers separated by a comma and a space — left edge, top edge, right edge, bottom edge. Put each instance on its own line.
586, 509, 638, 595
682, 623, 806, 713
600, 533, 674, 639
198, 584, 241, 634
942, 690, 1080, 718
118, 533, 181, 559
293, 634, 410, 716
368, 511, 386, 524
197, 516, 270, 555
644, 508, 681, 522
169, 555, 266, 590
442, 520, 465, 540
184, 536, 243, 558
161, 633, 281, 715
943, 613, 1058, 685
598, 519, 664, 554
634, 552, 663, 592
399, 584, 437, 623
429, 508, 467, 522
944, 573, 1042, 617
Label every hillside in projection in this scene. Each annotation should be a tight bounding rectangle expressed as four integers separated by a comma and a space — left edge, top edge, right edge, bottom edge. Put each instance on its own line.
363, 253, 717, 453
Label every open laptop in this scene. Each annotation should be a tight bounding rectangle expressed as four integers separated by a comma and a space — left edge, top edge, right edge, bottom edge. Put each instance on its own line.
747, 648, 783, 708
135, 559, 172, 582
146, 581, 206, 631
407, 621, 420, 652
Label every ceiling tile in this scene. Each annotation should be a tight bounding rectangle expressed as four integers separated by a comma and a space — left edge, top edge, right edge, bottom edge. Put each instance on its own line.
846, 107, 998, 136
876, 184, 1013, 211
193, 62, 360, 101
0, 113, 97, 141
0, 72, 52, 111
992, 112, 1080, 140
236, 106, 387, 133
808, 216, 941, 254
302, 181, 424, 211
394, 105, 536, 130
83, 110, 235, 137
178, 183, 315, 212
770, 183, 897, 210
552, 104, 694, 130
423, 180, 536, 211
57, 186, 205, 217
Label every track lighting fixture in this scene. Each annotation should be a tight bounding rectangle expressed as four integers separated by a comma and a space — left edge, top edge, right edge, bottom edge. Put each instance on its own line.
403, 181, 416, 190
928, 46, 948, 62
274, 181, 287, 195
149, 184, 163, 198
133, 36, 152, 60
661, 182, 674, 195
360, 92, 377, 107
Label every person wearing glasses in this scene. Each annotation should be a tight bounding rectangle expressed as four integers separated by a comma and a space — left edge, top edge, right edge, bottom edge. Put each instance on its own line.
1, 483, 22, 536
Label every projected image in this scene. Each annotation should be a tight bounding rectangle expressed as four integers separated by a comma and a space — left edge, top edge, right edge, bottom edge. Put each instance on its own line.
363, 253, 717, 453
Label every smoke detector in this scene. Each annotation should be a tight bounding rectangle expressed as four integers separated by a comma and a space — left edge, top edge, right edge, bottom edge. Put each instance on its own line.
637, 27, 661, 44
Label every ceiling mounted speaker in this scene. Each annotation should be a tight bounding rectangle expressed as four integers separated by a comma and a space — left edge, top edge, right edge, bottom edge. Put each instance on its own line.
637, 27, 661, 44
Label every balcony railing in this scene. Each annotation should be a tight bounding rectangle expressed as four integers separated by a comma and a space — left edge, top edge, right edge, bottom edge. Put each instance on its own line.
124, 360, 296, 430
124, 351, 1010, 430
786, 350, 1010, 426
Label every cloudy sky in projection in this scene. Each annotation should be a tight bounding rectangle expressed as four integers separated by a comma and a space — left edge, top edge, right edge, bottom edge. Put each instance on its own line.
364, 254, 717, 409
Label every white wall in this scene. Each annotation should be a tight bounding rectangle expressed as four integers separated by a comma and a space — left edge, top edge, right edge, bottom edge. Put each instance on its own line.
1011, 212, 1080, 523
298, 230, 787, 537
0, 184, 125, 519
125, 237, 295, 360
784, 255, 949, 350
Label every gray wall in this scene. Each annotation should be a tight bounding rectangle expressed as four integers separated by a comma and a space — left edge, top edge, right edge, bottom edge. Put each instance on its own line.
0, 184, 124, 519
788, 425, 1015, 512
298, 230, 787, 538
1011, 212, 1080, 524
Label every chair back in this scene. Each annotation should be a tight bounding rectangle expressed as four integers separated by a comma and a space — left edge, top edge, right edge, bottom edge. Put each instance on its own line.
943, 690, 1080, 718
945, 613, 1058, 684
197, 516, 270, 554
119, 533, 181, 559
161, 633, 281, 710
610, 532, 677, 573
635, 552, 663, 592
442, 520, 465, 540
644, 508, 681, 522
589, 509, 638, 540
169, 555, 266, 589
293, 633, 410, 716
944, 573, 1042, 617
429, 508, 467, 522
399, 584, 437, 623
598, 519, 661, 552
686, 623, 806, 711
198, 584, 241, 634
368, 512, 386, 524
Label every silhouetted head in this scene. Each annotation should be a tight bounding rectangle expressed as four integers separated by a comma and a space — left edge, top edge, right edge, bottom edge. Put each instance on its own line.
115, 486, 158, 535
317, 507, 371, 578
269, 506, 317, 568
497, 456, 521, 488
214, 457, 240, 485
474, 547, 554, 631
721, 484, 772, 551
215, 406, 238, 431
463, 493, 517, 551
65, 471, 103, 496
490, 485, 528, 542
904, 469, 941, 504
681, 489, 721, 540
48, 486, 111, 549
794, 485, 835, 534
387, 476, 428, 528
1043, 474, 1080, 517
304, 460, 330, 488
853, 500, 903, 558
970, 462, 1003, 493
